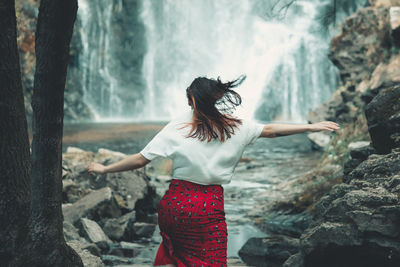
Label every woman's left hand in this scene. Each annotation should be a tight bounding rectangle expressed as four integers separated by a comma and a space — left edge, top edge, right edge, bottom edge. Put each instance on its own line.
87, 162, 107, 175
309, 121, 340, 132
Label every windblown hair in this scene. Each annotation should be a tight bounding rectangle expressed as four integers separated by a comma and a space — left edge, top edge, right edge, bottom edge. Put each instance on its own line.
179, 75, 246, 142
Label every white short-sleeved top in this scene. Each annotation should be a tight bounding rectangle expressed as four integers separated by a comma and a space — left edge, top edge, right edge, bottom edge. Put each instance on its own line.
139, 109, 264, 185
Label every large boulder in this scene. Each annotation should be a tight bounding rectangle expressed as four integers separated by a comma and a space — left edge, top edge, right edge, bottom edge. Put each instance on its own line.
67, 240, 105, 267
283, 150, 400, 267
239, 235, 300, 267
62, 187, 121, 225
102, 211, 136, 241
78, 218, 111, 243
365, 84, 400, 154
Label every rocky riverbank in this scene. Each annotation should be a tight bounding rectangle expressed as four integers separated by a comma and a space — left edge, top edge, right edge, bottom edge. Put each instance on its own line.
238, 1, 400, 266
61, 147, 161, 266
59, 125, 322, 266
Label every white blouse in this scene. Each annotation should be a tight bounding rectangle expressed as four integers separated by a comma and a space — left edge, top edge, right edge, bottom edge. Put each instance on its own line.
139, 109, 265, 185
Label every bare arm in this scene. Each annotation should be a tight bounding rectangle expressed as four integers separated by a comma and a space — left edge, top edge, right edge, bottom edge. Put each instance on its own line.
87, 152, 151, 175
260, 121, 339, 138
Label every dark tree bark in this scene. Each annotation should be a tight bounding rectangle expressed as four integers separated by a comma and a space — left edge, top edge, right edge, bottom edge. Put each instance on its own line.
17, 0, 83, 266
0, 0, 32, 264
1, 0, 83, 266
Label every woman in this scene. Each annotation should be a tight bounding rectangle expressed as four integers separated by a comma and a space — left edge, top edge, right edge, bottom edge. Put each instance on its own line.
87, 75, 339, 266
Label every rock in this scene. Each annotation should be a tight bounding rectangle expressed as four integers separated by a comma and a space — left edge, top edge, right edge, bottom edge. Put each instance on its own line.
346, 205, 400, 237
82, 243, 102, 257
344, 143, 377, 175
63, 147, 158, 217
365, 84, 400, 154
63, 221, 88, 244
257, 210, 312, 238
343, 158, 363, 175
289, 149, 400, 266
238, 235, 299, 267
62, 147, 96, 179
132, 222, 156, 239
368, 54, 400, 90
78, 218, 111, 243
282, 252, 303, 267
63, 187, 121, 225
390, 6, 400, 45
101, 254, 136, 266
103, 211, 136, 241
329, 6, 391, 85
120, 241, 145, 249
95, 148, 127, 163
107, 241, 144, 258
67, 240, 105, 267
94, 240, 111, 254
348, 141, 370, 150
349, 143, 376, 161
62, 178, 89, 203
345, 149, 400, 183
306, 132, 331, 150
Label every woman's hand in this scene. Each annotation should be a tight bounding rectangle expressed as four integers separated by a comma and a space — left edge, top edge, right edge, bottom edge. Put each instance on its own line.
87, 162, 108, 175
309, 121, 340, 132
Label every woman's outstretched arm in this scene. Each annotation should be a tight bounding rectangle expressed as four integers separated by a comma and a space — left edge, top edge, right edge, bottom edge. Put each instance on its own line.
87, 153, 151, 175
260, 121, 339, 138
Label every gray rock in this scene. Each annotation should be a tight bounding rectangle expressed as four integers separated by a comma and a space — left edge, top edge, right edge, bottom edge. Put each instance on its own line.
282, 252, 304, 267
67, 240, 105, 267
257, 210, 312, 238
365, 84, 400, 154
348, 141, 370, 151
103, 211, 136, 241
345, 150, 400, 183
307, 132, 331, 150
300, 222, 362, 253
349, 144, 376, 161
82, 243, 102, 257
239, 235, 299, 267
63, 221, 88, 243
79, 218, 111, 243
132, 222, 156, 239
63, 187, 121, 225
390, 6, 400, 46
101, 254, 136, 266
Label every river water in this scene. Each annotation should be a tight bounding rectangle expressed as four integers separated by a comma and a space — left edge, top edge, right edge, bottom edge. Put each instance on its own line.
60, 122, 321, 264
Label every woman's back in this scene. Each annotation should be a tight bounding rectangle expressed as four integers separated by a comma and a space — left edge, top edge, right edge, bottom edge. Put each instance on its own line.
140, 108, 264, 185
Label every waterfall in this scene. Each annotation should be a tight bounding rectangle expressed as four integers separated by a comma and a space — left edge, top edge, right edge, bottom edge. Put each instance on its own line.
76, 0, 146, 121
138, 0, 367, 122
75, 0, 367, 122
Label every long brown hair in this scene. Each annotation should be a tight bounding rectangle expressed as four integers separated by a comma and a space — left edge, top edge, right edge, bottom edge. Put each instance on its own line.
178, 75, 246, 142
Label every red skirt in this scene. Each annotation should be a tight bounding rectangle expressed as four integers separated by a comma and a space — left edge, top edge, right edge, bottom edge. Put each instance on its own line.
153, 178, 228, 266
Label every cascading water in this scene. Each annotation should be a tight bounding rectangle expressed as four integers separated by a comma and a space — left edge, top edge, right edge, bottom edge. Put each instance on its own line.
138, 0, 367, 122
76, 0, 146, 121
75, 0, 367, 122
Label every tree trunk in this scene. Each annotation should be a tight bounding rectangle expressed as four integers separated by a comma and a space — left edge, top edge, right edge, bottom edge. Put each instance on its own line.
0, 0, 32, 264
10, 0, 83, 266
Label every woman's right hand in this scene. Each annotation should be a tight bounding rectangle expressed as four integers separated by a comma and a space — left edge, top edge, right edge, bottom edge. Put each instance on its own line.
87, 162, 108, 175
309, 121, 340, 132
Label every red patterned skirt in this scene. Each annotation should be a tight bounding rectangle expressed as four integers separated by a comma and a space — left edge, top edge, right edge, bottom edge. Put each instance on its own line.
153, 179, 228, 266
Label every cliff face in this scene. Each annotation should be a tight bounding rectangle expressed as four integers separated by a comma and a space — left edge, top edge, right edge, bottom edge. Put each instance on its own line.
282, 2, 400, 267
